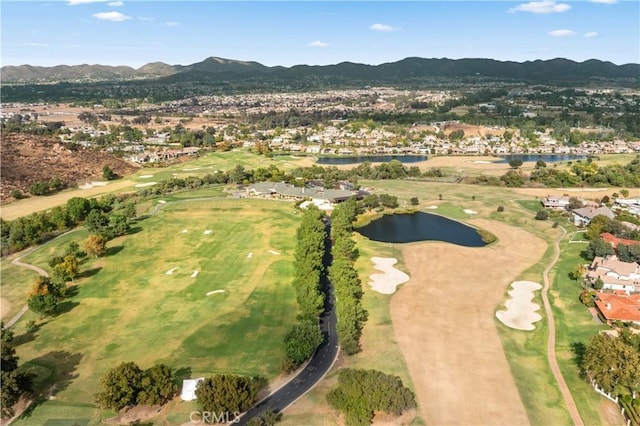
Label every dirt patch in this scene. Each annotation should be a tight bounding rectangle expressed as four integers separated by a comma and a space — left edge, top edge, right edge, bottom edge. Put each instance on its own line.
0, 133, 139, 202
391, 219, 546, 425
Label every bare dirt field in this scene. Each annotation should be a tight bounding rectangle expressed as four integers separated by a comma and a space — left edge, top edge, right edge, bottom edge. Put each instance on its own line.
391, 219, 547, 425
440, 122, 508, 137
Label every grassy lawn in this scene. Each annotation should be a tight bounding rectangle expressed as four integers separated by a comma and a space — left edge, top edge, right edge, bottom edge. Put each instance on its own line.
549, 239, 621, 425
11, 198, 301, 425
1, 150, 311, 221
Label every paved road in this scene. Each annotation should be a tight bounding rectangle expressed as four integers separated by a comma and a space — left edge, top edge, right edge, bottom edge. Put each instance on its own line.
238, 285, 338, 425
541, 226, 584, 426
237, 224, 339, 425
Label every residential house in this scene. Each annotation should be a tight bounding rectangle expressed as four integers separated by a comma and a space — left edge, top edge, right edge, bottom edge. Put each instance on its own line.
571, 206, 615, 227
586, 255, 640, 293
594, 292, 640, 325
541, 195, 570, 210
600, 233, 640, 251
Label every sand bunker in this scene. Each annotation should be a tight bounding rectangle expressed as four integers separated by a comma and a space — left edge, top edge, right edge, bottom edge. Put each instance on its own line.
470, 160, 493, 164
426, 205, 438, 209
369, 257, 410, 295
134, 182, 157, 188
268, 250, 280, 255
203, 230, 212, 235
181, 229, 188, 233
79, 181, 109, 189
496, 281, 543, 331
247, 252, 253, 259
165, 267, 179, 275
190, 270, 199, 278
139, 174, 154, 178
464, 209, 478, 214
183, 167, 202, 171
206, 290, 225, 296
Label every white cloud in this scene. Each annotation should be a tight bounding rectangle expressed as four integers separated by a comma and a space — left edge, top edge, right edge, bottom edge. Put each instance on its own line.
309, 40, 329, 48
584, 32, 599, 38
67, 0, 108, 5
591, 0, 617, 3
108, 1, 124, 6
509, 1, 571, 14
370, 23, 398, 32
165, 21, 179, 27
548, 29, 576, 37
137, 16, 155, 21
93, 11, 131, 21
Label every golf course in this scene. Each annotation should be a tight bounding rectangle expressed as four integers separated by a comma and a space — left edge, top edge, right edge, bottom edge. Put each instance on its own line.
3, 151, 640, 425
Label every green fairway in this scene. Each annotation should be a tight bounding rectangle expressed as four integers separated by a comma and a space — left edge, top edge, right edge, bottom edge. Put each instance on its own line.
10, 198, 300, 425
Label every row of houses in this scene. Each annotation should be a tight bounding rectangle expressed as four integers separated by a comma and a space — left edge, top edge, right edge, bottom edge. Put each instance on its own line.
541, 195, 640, 227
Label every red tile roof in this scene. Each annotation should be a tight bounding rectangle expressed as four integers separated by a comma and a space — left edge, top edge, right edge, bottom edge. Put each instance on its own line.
601, 233, 640, 249
595, 293, 640, 323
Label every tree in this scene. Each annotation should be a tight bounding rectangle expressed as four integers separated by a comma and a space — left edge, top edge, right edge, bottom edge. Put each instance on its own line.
284, 320, 323, 368
583, 239, 615, 260
535, 159, 547, 169
582, 333, 640, 395
593, 277, 604, 290
409, 197, 419, 206
195, 375, 261, 414
508, 158, 524, 169
66, 197, 92, 223
84, 234, 107, 258
27, 294, 58, 318
52, 254, 80, 283
570, 263, 587, 284
137, 364, 177, 406
86, 209, 109, 235
102, 165, 117, 181
1, 324, 32, 419
535, 209, 549, 221
379, 194, 399, 209
95, 362, 144, 411
327, 369, 416, 425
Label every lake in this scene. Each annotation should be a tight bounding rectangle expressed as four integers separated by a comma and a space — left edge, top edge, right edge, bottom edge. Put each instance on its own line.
356, 212, 486, 246
316, 155, 428, 165
496, 154, 587, 164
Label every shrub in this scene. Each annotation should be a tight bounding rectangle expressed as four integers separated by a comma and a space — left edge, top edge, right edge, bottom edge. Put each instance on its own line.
497, 205, 504, 212
535, 210, 549, 220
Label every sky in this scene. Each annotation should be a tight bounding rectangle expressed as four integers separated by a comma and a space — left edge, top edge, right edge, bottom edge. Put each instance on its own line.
2, 1, 639, 68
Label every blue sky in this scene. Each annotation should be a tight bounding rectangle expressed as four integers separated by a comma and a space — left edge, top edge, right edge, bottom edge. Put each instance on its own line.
2, 1, 638, 68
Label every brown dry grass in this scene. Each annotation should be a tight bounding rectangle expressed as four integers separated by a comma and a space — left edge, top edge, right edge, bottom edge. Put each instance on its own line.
391, 218, 547, 425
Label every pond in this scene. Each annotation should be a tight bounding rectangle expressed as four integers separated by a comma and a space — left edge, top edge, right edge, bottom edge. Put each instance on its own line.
316, 155, 428, 165
356, 212, 486, 246
496, 154, 587, 164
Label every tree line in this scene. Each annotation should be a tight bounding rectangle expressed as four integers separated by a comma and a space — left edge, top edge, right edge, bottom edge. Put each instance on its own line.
330, 199, 368, 355
283, 207, 326, 371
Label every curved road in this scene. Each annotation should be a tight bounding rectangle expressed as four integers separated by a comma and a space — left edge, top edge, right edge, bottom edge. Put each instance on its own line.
237, 284, 338, 425
237, 221, 339, 425
541, 226, 583, 426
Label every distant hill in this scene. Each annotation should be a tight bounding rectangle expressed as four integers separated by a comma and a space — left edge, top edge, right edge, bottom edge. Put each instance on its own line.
2, 56, 638, 84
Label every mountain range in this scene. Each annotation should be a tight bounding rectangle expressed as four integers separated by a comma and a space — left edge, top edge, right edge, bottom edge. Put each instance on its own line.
2, 56, 639, 84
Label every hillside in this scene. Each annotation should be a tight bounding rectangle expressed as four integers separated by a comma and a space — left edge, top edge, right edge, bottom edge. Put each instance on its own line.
2, 56, 638, 84
0, 133, 139, 202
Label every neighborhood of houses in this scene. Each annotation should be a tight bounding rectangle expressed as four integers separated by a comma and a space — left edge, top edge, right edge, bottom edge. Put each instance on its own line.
540, 195, 640, 326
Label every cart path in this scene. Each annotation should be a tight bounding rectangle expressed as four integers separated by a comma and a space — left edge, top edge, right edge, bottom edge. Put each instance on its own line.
542, 226, 583, 426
